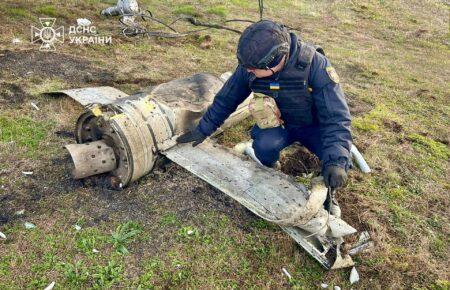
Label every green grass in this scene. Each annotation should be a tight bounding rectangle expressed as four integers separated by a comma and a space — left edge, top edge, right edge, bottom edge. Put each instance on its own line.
8, 7, 30, 19
408, 133, 450, 160
173, 5, 200, 17
0, 0, 448, 288
34, 5, 57, 17
206, 6, 227, 17
0, 116, 51, 150
110, 221, 142, 254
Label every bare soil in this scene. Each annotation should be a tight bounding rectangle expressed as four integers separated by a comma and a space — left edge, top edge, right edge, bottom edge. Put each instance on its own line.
0, 50, 115, 86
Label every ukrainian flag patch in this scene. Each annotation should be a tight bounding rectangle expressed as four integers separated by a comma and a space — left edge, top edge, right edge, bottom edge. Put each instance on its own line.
270, 82, 280, 90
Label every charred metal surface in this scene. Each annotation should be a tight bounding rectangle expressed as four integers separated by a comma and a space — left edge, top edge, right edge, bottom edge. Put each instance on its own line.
61, 73, 244, 186
65, 140, 117, 179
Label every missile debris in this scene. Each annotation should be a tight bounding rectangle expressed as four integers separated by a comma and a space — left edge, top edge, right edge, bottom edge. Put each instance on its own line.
52, 72, 360, 269
24, 222, 36, 229
350, 267, 360, 284
282, 267, 292, 280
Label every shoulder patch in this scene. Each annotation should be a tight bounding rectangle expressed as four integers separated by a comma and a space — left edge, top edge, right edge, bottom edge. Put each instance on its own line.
326, 66, 340, 84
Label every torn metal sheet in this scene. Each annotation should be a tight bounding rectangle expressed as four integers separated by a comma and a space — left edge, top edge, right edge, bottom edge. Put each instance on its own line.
163, 141, 356, 269
49, 86, 128, 106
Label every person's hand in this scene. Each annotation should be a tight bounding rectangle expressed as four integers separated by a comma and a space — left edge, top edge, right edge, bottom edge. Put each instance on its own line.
176, 128, 206, 147
323, 165, 347, 189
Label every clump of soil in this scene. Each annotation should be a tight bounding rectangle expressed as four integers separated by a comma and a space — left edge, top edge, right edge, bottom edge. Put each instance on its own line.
383, 120, 403, 133
0, 50, 115, 86
279, 144, 321, 176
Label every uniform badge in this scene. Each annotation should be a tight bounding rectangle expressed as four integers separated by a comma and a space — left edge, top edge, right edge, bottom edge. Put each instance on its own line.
326, 67, 340, 84
270, 82, 280, 90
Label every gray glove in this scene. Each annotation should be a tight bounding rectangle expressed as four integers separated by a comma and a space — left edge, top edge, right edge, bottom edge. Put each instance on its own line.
323, 165, 347, 189
176, 128, 206, 147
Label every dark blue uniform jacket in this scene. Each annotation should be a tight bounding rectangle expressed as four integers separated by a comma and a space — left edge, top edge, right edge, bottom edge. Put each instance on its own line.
197, 33, 352, 169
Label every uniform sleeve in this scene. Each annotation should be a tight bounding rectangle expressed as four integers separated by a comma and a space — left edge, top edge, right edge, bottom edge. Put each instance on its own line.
197, 65, 252, 136
309, 52, 353, 170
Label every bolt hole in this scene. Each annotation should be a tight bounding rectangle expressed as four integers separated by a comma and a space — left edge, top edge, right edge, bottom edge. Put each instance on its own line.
102, 160, 106, 164
91, 155, 95, 158
94, 169, 98, 173
97, 145, 101, 149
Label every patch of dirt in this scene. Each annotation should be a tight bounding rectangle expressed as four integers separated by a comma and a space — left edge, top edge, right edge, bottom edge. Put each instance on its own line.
346, 91, 375, 117
279, 144, 321, 176
0, 50, 115, 86
0, 82, 27, 105
383, 120, 403, 133
0, 153, 257, 235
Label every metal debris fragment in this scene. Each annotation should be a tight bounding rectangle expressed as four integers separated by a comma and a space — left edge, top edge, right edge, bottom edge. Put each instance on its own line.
93, 249, 100, 253
22, 171, 33, 175
281, 267, 292, 280
12, 38, 21, 45
15, 209, 25, 216
74, 225, 82, 231
186, 230, 194, 235
334, 286, 341, 290
349, 231, 374, 256
350, 145, 371, 173
24, 222, 36, 229
321, 283, 329, 288
350, 267, 360, 284
30, 102, 40, 111
77, 18, 92, 26
0, 232, 6, 239
44, 281, 55, 290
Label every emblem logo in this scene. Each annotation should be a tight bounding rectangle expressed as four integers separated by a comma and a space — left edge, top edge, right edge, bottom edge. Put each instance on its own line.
31, 18, 64, 52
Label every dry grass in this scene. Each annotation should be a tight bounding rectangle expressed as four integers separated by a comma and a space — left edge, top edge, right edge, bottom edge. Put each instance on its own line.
0, 0, 449, 289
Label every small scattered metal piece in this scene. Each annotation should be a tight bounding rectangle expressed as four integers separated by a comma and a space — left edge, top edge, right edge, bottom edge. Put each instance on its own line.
44, 281, 55, 290
350, 267, 360, 284
281, 267, 292, 280
30, 102, 40, 111
24, 222, 36, 229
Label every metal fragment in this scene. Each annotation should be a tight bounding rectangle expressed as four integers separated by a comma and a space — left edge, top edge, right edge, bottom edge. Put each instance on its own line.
282, 268, 292, 280
350, 267, 360, 284
49, 86, 128, 106
350, 145, 371, 173
24, 222, 36, 229
44, 281, 55, 290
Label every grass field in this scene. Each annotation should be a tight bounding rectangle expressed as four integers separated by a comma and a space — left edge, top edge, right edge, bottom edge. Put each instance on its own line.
0, 0, 449, 289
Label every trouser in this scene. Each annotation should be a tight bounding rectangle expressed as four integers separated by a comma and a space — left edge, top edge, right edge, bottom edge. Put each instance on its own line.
250, 125, 324, 167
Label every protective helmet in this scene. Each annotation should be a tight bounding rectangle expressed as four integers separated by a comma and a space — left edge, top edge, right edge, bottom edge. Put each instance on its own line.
237, 20, 291, 69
